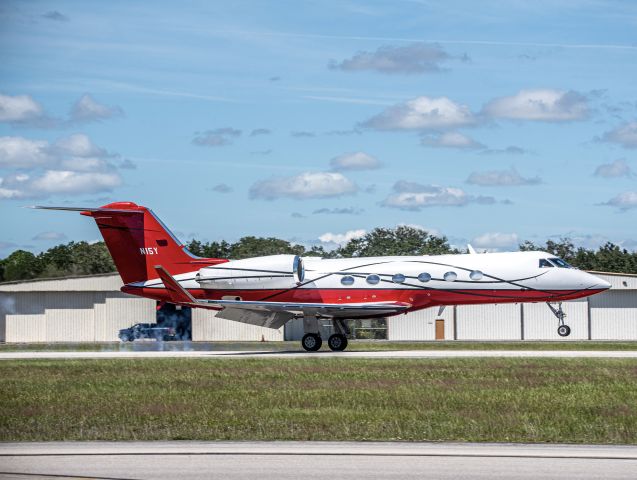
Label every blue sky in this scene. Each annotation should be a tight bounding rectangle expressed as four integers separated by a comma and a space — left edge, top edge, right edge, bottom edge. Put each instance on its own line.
1, 0, 636, 256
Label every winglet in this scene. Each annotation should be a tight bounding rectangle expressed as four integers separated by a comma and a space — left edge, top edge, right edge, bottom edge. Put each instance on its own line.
467, 244, 477, 254
154, 265, 196, 304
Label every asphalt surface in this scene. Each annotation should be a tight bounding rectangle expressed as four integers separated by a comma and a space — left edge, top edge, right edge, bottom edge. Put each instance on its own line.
2, 349, 637, 360
1, 441, 636, 480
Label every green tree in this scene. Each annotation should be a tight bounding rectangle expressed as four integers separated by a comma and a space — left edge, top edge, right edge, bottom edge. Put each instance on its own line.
2, 250, 42, 281
36, 241, 115, 277
230, 236, 306, 259
335, 226, 457, 258
519, 238, 637, 274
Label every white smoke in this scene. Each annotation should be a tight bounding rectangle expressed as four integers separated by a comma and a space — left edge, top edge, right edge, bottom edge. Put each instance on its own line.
0, 296, 16, 314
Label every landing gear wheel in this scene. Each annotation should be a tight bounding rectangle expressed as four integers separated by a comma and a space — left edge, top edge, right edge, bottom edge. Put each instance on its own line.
301, 333, 322, 352
557, 325, 571, 337
328, 334, 348, 352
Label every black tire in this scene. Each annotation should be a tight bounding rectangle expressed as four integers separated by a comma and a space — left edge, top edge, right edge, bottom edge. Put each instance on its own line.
557, 325, 571, 337
301, 333, 322, 352
327, 334, 348, 352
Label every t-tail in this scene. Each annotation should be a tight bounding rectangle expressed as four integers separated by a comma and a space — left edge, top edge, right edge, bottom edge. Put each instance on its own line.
33, 202, 227, 284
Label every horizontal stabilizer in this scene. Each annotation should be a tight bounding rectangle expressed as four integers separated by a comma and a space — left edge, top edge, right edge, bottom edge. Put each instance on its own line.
153, 265, 196, 304
29, 205, 142, 214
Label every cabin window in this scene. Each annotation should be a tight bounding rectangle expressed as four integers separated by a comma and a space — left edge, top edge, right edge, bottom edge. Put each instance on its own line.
470, 270, 483, 280
366, 274, 380, 285
444, 271, 457, 282
549, 257, 573, 268
418, 272, 431, 282
392, 273, 406, 283
539, 259, 554, 268
341, 276, 355, 286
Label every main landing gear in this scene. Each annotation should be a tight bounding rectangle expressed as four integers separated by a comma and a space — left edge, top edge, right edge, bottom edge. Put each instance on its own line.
547, 302, 571, 337
300, 317, 349, 352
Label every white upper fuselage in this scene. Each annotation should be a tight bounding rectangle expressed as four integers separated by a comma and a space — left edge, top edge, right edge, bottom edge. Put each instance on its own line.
136, 250, 611, 312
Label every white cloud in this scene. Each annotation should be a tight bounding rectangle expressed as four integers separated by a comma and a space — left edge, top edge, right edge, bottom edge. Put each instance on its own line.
193, 128, 242, 146
0, 136, 50, 168
421, 131, 485, 149
210, 183, 233, 193
482, 89, 589, 121
472, 232, 519, 250
0, 170, 121, 199
594, 159, 632, 178
313, 207, 364, 215
319, 229, 366, 246
601, 121, 637, 148
329, 43, 449, 74
466, 168, 541, 186
0, 93, 44, 123
0, 134, 125, 199
29, 170, 121, 195
250, 172, 357, 200
32, 231, 67, 241
382, 181, 498, 210
70, 94, 123, 122
54, 133, 107, 158
382, 181, 470, 210
42, 11, 69, 22
363, 96, 476, 130
601, 191, 637, 211
330, 152, 381, 171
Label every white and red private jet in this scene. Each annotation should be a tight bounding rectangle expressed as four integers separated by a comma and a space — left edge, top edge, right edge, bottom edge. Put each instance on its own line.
36, 202, 611, 351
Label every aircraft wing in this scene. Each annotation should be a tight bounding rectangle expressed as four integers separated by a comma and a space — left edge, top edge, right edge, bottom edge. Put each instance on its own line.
153, 265, 410, 328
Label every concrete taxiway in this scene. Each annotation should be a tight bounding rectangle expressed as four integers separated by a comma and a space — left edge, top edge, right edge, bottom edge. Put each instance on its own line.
1, 441, 636, 479
2, 349, 637, 360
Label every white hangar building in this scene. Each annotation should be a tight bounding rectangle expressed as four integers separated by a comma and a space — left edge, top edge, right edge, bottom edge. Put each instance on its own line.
0, 271, 635, 343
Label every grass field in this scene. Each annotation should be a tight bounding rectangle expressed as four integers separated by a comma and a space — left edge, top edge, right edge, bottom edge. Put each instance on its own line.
1, 340, 637, 352
2, 358, 636, 444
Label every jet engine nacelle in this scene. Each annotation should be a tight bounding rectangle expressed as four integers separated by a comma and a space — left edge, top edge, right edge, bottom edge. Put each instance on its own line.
195, 254, 305, 290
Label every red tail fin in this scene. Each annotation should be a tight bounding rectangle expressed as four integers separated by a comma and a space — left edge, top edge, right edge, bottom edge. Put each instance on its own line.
35, 202, 226, 284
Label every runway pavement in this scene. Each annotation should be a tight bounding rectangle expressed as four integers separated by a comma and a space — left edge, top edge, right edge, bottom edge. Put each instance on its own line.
1, 441, 636, 479
2, 349, 637, 360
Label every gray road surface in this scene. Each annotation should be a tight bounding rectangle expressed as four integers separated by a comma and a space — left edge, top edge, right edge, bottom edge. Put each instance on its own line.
1, 441, 636, 480
2, 349, 637, 360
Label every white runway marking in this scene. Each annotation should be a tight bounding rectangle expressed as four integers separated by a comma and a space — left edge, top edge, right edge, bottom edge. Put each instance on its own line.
1, 441, 636, 480
1, 349, 637, 360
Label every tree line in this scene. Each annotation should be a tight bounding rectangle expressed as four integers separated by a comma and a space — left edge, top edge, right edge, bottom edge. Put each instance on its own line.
1, 226, 635, 282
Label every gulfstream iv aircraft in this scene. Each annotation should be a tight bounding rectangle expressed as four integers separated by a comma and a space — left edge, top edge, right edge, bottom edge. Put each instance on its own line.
36, 202, 611, 351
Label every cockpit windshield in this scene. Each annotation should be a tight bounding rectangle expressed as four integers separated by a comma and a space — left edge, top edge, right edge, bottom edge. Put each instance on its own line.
549, 257, 573, 268
539, 258, 574, 268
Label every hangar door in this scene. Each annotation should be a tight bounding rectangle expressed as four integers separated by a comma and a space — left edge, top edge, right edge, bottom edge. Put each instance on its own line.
590, 291, 637, 340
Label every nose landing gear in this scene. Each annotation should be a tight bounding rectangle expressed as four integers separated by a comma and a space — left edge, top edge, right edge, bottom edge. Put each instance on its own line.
547, 302, 571, 337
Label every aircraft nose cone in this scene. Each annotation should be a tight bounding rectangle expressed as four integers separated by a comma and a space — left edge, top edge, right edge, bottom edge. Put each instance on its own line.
599, 278, 612, 290
588, 273, 611, 290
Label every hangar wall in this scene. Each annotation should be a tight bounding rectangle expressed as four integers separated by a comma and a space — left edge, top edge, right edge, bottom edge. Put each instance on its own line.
0, 271, 635, 343
0, 274, 283, 343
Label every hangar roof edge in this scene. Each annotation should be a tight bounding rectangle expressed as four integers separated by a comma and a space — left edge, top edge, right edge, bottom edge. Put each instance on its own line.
0, 272, 120, 286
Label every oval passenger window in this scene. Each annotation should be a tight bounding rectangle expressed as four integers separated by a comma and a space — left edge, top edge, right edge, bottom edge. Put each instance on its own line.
470, 270, 483, 280
392, 273, 406, 283
444, 271, 457, 282
341, 276, 355, 286
418, 272, 431, 282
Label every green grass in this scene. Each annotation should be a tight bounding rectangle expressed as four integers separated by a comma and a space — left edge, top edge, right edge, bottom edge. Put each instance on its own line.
1, 358, 636, 444
1, 340, 636, 352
